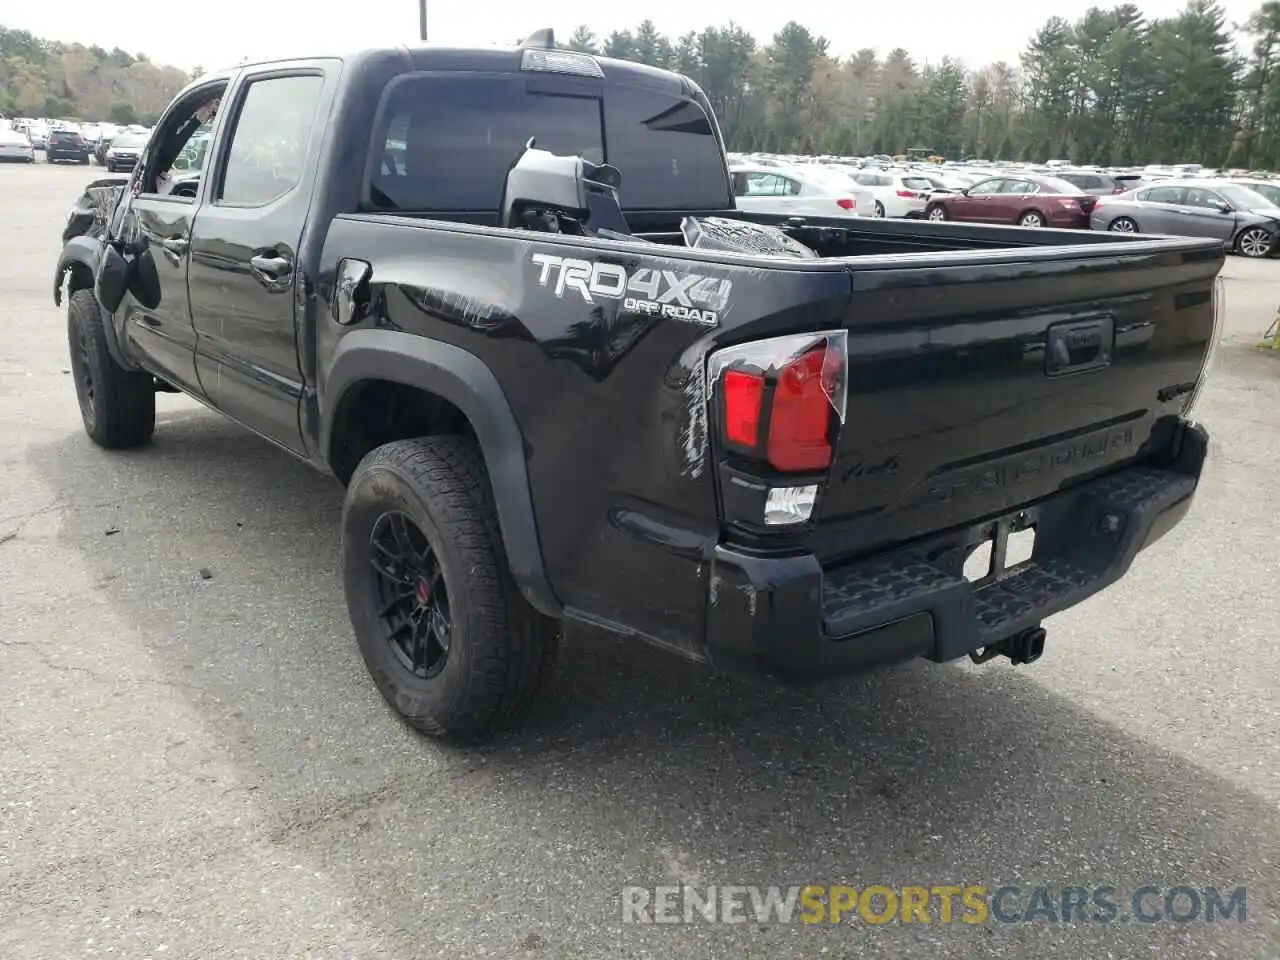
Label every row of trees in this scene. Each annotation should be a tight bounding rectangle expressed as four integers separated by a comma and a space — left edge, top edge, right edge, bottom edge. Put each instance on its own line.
558, 1, 1280, 168
9, 3, 1280, 168
0, 26, 188, 124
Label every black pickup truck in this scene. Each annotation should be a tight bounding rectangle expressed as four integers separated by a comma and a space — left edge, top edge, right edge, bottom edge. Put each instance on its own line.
55, 32, 1224, 742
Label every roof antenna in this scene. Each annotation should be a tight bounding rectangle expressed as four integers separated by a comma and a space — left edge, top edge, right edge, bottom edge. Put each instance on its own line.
519, 28, 555, 50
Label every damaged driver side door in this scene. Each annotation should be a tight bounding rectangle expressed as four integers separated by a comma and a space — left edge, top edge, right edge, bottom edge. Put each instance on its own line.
96, 80, 230, 398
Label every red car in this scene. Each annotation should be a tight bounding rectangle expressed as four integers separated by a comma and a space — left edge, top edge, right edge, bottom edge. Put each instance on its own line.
924, 174, 1097, 229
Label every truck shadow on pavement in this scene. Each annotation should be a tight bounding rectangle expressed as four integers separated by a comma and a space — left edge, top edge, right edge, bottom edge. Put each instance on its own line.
25, 406, 1278, 958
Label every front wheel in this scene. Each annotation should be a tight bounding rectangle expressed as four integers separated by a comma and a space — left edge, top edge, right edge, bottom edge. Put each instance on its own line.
1018, 211, 1045, 228
67, 290, 156, 448
342, 436, 559, 743
873, 201, 886, 218
926, 205, 947, 222
1236, 226, 1273, 258
1108, 217, 1138, 233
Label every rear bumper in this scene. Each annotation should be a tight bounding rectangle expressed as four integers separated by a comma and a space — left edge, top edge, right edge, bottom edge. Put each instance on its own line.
704, 420, 1208, 678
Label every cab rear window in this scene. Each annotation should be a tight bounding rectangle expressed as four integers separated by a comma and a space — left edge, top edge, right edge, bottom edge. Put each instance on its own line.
368, 75, 603, 213
366, 72, 732, 214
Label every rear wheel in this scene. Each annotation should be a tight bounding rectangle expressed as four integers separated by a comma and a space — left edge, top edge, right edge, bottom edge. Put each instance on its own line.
342, 436, 559, 743
1018, 211, 1045, 228
67, 289, 156, 449
1236, 226, 1273, 258
1108, 217, 1138, 233
926, 205, 947, 222
873, 201, 886, 218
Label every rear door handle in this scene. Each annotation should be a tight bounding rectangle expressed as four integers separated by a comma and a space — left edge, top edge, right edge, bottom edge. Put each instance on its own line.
161, 236, 189, 260
249, 254, 293, 279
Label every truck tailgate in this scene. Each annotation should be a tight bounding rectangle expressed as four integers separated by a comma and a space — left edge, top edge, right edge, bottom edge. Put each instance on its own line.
808, 242, 1223, 564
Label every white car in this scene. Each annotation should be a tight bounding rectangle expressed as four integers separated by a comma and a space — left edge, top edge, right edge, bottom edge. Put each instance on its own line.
729, 164, 873, 219
841, 169, 941, 218
0, 128, 35, 163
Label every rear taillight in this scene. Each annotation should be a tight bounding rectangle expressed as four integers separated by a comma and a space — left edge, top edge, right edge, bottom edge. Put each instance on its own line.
709, 331, 848, 474
836, 198, 856, 210
895, 189, 918, 198
708, 331, 849, 526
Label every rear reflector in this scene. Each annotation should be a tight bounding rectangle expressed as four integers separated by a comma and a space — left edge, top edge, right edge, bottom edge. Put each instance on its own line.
1183, 276, 1225, 419
708, 330, 849, 474
836, 198, 855, 210
722, 370, 764, 447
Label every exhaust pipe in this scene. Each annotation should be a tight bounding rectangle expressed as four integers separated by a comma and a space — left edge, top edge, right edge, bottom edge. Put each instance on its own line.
969, 627, 1047, 666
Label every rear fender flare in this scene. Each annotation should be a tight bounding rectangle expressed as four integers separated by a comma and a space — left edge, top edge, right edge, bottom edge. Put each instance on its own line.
54, 236, 136, 371
321, 329, 561, 617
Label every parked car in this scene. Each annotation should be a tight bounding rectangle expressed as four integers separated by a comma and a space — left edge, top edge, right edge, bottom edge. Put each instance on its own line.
103, 131, 148, 172
1089, 180, 1279, 258
45, 129, 91, 164
1054, 170, 1144, 196
729, 163, 872, 218
1219, 178, 1280, 208
0, 127, 35, 163
56, 32, 1221, 743
924, 174, 1097, 228
842, 169, 938, 217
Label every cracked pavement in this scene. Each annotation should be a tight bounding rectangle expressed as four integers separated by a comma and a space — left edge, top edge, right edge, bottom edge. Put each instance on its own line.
1, 163, 1278, 960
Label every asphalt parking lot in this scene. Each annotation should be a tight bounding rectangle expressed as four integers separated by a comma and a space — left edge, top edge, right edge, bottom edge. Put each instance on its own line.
2, 160, 1278, 960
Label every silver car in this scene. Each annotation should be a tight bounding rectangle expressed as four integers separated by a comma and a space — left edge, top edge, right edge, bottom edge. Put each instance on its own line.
1089, 179, 1279, 257
0, 128, 35, 163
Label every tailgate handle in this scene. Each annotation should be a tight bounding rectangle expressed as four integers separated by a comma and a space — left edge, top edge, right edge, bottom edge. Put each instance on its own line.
1045, 318, 1114, 376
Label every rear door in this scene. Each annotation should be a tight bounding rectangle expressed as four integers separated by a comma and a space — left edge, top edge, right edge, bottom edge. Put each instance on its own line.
996, 178, 1038, 222
1133, 185, 1186, 233
187, 66, 334, 453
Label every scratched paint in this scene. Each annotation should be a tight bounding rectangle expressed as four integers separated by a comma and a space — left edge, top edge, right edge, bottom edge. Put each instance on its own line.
679, 358, 708, 479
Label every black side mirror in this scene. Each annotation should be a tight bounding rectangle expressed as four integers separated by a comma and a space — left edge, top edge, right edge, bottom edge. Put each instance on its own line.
95, 244, 130, 314
1216, 203, 1233, 214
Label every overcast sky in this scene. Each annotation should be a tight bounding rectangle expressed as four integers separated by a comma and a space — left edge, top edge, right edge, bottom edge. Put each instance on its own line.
6, 0, 1263, 71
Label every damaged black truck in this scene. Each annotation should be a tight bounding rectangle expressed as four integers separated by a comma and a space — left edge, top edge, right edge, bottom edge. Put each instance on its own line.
55, 33, 1223, 742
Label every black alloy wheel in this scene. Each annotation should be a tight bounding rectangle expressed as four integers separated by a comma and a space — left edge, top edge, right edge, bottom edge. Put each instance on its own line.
367, 510, 453, 680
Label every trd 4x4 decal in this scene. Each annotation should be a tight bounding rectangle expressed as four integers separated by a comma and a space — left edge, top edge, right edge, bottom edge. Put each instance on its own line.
530, 253, 731, 326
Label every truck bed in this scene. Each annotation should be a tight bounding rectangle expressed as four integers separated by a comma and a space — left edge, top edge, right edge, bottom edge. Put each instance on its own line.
321, 211, 1222, 656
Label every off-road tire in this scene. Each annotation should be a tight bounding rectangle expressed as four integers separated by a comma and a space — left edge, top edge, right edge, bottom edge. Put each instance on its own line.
67, 289, 156, 449
342, 436, 559, 743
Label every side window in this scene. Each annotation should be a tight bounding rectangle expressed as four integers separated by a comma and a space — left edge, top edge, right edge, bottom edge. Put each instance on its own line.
1143, 186, 1186, 204
1000, 179, 1034, 193
1083, 176, 1103, 190
218, 75, 323, 206
744, 173, 794, 196
1183, 187, 1222, 209
731, 172, 751, 197
969, 179, 1004, 196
